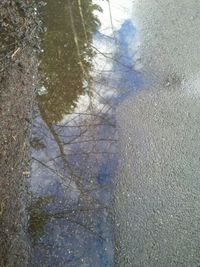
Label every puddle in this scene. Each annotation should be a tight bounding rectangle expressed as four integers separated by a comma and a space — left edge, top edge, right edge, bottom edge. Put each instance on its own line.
28, 0, 142, 266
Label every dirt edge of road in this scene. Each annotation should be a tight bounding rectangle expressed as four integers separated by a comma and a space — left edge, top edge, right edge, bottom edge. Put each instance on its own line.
0, 1, 40, 266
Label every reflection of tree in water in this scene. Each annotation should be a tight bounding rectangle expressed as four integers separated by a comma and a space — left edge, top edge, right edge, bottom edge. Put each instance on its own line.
29, 1, 141, 265
30, 1, 117, 265
38, 0, 101, 123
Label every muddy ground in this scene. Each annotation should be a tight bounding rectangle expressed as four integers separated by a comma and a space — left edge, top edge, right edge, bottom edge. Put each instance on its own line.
0, 1, 39, 266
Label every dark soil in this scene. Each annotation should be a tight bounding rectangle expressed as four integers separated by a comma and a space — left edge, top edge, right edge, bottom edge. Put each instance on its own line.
0, 1, 39, 266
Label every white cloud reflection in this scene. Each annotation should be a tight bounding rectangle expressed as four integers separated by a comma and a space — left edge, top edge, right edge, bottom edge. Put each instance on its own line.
61, 0, 141, 125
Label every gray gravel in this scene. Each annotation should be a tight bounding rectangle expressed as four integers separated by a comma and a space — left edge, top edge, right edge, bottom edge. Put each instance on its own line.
114, 0, 200, 266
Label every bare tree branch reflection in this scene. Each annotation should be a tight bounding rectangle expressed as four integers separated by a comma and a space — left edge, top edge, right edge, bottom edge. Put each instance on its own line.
28, 0, 140, 265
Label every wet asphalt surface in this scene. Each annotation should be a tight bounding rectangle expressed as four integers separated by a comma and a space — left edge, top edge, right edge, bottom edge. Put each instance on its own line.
114, 0, 200, 266
27, 0, 200, 266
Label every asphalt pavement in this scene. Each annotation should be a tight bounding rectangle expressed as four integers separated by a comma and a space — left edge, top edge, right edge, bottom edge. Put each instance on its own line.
114, 1, 200, 266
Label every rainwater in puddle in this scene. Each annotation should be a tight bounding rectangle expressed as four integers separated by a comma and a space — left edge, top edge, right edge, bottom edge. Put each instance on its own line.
28, 1, 142, 266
